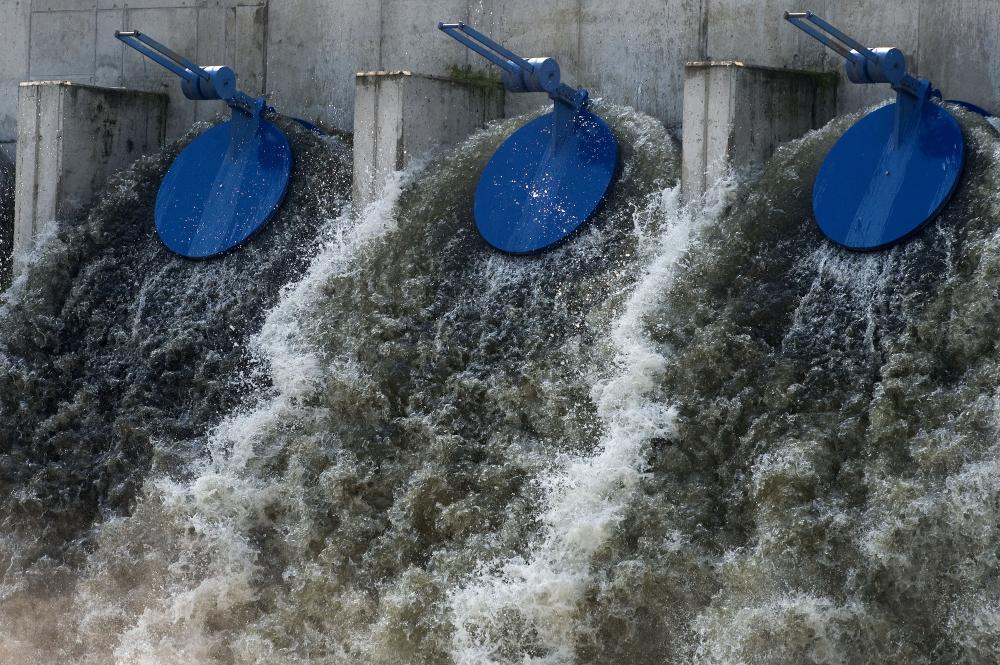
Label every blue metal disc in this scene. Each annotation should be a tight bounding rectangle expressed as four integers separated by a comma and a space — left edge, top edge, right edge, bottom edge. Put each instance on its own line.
473, 108, 619, 254
155, 119, 293, 258
813, 102, 965, 251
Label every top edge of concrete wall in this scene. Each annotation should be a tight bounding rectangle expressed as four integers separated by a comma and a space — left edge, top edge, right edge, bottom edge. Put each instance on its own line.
357, 71, 418, 79
18, 80, 168, 99
4, 0, 1000, 147
356, 70, 503, 90
686, 60, 840, 80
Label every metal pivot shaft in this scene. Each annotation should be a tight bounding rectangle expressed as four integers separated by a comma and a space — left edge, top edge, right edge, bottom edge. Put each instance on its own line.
115, 30, 270, 120
116, 28, 279, 207
438, 22, 588, 148
784, 12, 931, 101
785, 11, 935, 146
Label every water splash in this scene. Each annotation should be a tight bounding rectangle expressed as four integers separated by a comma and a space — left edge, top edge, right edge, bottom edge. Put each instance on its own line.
580, 111, 1000, 664
447, 175, 738, 665
52, 104, 682, 663
0, 119, 352, 662
2, 101, 1000, 665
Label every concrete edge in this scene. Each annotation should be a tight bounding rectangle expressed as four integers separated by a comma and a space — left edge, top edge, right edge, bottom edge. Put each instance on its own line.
18, 80, 169, 101
685, 60, 839, 80
356, 70, 416, 79
355, 70, 503, 90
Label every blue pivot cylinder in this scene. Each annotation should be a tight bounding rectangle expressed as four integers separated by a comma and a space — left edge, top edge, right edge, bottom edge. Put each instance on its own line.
438, 22, 619, 254
785, 12, 966, 251
116, 30, 293, 259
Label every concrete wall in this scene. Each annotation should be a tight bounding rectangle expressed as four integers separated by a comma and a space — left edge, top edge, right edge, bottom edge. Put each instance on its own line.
352, 71, 504, 211
681, 61, 836, 200
268, 0, 705, 135
3, 1, 999, 152
2, 0, 267, 151
14, 81, 167, 255
255, 0, 1000, 135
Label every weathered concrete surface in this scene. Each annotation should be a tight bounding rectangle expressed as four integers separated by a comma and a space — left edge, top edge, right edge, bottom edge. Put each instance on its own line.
0, 0, 32, 161
578, 0, 703, 134
352, 71, 504, 211
264, 0, 1000, 136
13, 82, 167, 256
918, 1, 1000, 115
3, 1, 266, 146
3, 1, 1000, 149
682, 61, 836, 200
266, 0, 379, 132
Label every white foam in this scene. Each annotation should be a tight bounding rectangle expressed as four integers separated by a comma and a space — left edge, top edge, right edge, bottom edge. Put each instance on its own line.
0, 217, 62, 313
103, 167, 413, 662
447, 179, 736, 664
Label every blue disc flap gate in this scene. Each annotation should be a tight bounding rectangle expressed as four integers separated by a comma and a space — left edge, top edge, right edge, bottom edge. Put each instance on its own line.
116, 30, 293, 259
785, 12, 967, 251
439, 22, 619, 254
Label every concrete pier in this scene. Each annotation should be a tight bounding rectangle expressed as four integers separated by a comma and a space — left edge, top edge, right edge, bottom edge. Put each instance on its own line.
681, 61, 836, 201
352, 71, 504, 211
14, 81, 167, 256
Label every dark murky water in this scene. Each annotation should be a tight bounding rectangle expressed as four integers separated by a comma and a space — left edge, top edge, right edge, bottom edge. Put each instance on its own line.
0, 119, 351, 662
1, 102, 999, 664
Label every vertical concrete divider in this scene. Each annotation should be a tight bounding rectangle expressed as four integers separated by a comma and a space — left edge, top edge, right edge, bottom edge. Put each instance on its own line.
352, 71, 504, 213
14, 81, 168, 257
682, 61, 837, 201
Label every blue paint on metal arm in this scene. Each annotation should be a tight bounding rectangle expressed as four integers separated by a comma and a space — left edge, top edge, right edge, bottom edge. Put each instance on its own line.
438, 22, 618, 254
785, 11, 966, 251
116, 30, 293, 259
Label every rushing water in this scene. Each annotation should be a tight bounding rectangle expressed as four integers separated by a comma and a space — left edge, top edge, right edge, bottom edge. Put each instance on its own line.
0, 154, 14, 284
2, 101, 1000, 664
0, 119, 351, 662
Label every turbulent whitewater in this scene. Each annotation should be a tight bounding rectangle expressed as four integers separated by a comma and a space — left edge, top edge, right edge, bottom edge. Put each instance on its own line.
0, 155, 14, 284
0, 119, 352, 662
1, 102, 999, 665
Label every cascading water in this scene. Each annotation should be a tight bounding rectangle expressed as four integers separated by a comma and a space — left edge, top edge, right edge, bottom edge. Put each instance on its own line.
574, 106, 1000, 665
0, 155, 14, 284
1, 98, 999, 665
0, 119, 351, 662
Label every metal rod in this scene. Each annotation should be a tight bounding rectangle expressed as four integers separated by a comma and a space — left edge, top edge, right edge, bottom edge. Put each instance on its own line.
115, 30, 209, 82
438, 22, 533, 76
784, 11, 878, 63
